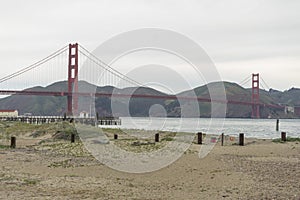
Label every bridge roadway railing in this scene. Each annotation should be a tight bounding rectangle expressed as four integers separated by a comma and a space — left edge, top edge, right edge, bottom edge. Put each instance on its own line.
0, 116, 121, 126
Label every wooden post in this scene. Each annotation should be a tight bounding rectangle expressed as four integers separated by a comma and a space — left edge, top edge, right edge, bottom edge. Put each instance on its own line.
155, 133, 159, 142
71, 133, 75, 143
276, 119, 279, 131
221, 133, 224, 146
239, 133, 244, 146
197, 132, 202, 144
10, 136, 16, 148
281, 132, 286, 142
114, 134, 118, 140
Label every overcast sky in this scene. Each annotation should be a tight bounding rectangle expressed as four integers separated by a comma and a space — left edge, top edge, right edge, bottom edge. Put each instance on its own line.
0, 0, 299, 93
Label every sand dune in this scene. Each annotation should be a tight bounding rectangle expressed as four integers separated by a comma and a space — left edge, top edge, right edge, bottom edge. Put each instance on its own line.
0, 129, 299, 199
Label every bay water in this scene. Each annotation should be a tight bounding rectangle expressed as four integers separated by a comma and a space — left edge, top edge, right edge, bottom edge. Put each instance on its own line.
110, 117, 300, 139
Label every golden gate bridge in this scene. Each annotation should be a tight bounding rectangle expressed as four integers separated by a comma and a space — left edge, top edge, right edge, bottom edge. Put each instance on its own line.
0, 43, 284, 118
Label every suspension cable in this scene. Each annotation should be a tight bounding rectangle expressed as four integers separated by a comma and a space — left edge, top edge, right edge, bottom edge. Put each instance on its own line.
238, 75, 251, 87
79, 50, 142, 87
78, 44, 143, 87
0, 45, 69, 84
260, 76, 270, 91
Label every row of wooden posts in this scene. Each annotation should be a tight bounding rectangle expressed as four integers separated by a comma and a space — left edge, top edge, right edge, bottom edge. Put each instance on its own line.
198, 131, 287, 146
112, 133, 159, 142
9, 133, 76, 149
8, 131, 289, 149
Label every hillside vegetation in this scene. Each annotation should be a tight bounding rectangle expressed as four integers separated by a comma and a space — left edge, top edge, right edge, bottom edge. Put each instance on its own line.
0, 81, 299, 118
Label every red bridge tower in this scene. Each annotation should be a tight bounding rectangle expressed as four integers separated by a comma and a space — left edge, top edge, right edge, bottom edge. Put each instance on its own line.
67, 43, 78, 116
251, 73, 260, 118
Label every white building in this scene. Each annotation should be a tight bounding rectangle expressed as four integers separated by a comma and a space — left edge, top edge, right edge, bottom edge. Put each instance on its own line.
79, 111, 89, 118
0, 110, 18, 117
285, 106, 295, 114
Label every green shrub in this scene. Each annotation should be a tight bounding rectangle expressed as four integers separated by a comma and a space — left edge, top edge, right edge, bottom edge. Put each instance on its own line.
272, 137, 300, 143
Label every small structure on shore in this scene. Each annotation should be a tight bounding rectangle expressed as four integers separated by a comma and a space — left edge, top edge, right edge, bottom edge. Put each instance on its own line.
0, 109, 18, 117
79, 111, 89, 118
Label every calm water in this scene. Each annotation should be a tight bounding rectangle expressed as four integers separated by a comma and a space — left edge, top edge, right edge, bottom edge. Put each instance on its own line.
113, 117, 300, 139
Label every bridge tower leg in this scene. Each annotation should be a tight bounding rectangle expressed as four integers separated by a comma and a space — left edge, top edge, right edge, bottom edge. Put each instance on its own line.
251, 73, 260, 118
67, 43, 78, 116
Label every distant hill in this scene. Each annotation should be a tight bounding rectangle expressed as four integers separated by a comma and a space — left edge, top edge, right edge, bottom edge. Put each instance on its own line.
268, 88, 300, 106
0, 81, 299, 118
0, 82, 68, 116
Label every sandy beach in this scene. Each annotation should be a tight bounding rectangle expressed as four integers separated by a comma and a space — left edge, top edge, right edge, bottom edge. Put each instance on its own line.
0, 123, 299, 200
